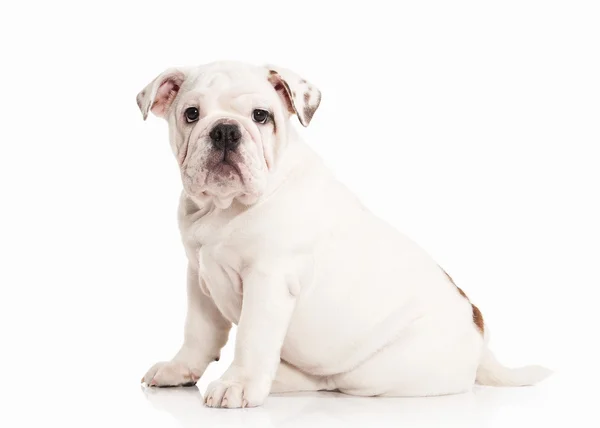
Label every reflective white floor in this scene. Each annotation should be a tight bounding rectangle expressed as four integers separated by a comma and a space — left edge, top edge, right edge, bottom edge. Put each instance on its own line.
3, 368, 594, 427
134, 373, 578, 428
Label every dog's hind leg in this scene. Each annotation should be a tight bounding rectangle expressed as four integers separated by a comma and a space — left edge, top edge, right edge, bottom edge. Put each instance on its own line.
334, 323, 484, 397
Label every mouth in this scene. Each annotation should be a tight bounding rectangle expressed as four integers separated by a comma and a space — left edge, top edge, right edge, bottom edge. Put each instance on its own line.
206, 149, 243, 179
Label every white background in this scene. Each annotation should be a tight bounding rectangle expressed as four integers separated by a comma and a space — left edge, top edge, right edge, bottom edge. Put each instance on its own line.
1, 1, 598, 427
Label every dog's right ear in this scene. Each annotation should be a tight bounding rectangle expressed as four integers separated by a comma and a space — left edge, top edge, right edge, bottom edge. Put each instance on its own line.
136, 68, 187, 120
266, 66, 321, 127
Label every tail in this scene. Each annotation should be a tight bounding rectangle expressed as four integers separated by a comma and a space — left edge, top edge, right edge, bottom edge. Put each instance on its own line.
476, 340, 552, 387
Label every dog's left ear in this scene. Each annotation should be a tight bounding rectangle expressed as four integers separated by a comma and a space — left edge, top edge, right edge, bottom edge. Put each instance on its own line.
136, 68, 187, 120
266, 65, 321, 127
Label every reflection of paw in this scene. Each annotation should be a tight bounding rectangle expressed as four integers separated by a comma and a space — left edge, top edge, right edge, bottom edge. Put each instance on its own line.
142, 384, 204, 413
204, 375, 271, 408
141, 361, 200, 387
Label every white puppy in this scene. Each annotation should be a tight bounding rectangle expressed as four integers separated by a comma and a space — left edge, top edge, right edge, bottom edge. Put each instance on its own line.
136, 61, 550, 408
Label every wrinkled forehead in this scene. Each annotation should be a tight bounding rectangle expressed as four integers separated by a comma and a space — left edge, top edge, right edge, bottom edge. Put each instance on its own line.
183, 62, 273, 101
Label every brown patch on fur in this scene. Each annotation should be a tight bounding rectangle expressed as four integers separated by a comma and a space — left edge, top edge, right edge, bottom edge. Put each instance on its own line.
303, 91, 321, 125
300, 79, 307, 84
303, 105, 315, 123
472, 304, 484, 333
441, 267, 484, 334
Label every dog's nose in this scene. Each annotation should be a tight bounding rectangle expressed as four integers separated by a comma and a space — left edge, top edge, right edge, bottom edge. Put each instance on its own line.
209, 123, 242, 150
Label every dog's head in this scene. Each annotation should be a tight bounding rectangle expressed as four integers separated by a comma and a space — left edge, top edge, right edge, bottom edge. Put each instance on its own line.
136, 61, 321, 208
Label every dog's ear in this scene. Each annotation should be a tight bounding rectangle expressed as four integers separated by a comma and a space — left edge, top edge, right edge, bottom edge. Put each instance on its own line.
136, 68, 187, 120
266, 65, 321, 127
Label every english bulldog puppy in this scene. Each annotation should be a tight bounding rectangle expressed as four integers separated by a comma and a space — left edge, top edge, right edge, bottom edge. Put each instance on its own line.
137, 61, 550, 408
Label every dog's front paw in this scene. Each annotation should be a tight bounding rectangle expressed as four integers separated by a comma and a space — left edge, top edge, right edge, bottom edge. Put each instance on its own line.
142, 361, 200, 387
204, 374, 271, 409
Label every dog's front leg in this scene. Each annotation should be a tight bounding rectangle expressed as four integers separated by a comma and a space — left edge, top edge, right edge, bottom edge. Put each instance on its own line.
142, 264, 232, 387
204, 267, 296, 408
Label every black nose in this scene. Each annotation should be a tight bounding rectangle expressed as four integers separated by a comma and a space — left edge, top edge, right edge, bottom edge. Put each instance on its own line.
209, 123, 242, 150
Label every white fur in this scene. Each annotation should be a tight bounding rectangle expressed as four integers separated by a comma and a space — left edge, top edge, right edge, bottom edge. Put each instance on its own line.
137, 61, 551, 408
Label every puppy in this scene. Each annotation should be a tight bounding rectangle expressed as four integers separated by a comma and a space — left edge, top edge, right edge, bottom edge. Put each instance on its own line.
137, 61, 550, 408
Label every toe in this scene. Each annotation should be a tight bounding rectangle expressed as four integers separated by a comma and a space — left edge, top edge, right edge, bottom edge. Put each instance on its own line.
205, 381, 228, 408
142, 361, 165, 385
222, 384, 244, 408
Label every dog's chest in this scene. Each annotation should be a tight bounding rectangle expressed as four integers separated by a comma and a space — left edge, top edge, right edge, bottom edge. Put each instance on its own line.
197, 242, 244, 324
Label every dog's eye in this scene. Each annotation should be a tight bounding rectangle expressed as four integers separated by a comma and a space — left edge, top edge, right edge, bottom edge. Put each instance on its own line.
184, 107, 199, 123
252, 109, 269, 124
